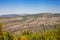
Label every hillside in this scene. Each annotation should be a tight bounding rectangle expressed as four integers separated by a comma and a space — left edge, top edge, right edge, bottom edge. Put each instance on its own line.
0, 13, 60, 34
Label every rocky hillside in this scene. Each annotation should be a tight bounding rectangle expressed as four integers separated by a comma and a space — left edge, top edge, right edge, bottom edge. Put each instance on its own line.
0, 13, 60, 34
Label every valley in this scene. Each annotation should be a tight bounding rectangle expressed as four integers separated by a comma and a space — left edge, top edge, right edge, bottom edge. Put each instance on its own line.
0, 13, 60, 34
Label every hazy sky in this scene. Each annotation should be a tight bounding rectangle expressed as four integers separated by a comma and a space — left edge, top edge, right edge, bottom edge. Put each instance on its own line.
0, 0, 60, 15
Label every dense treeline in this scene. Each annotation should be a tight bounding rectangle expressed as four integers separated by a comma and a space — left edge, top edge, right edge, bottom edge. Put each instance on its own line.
0, 22, 60, 40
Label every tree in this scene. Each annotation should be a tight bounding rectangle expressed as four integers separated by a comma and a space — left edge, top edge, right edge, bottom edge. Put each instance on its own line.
20, 36, 28, 40
56, 24, 60, 40
43, 30, 58, 40
0, 22, 4, 40
0, 22, 3, 35
5, 32, 15, 40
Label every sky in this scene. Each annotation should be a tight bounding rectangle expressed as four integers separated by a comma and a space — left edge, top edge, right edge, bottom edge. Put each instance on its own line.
0, 0, 60, 15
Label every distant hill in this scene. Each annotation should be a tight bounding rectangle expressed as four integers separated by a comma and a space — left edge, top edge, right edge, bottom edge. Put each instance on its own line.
0, 13, 60, 18
0, 14, 21, 18
1, 13, 60, 34
23, 13, 60, 17
0, 13, 31, 18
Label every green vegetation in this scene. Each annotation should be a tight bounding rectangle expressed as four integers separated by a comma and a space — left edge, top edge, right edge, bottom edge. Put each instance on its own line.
0, 22, 60, 40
